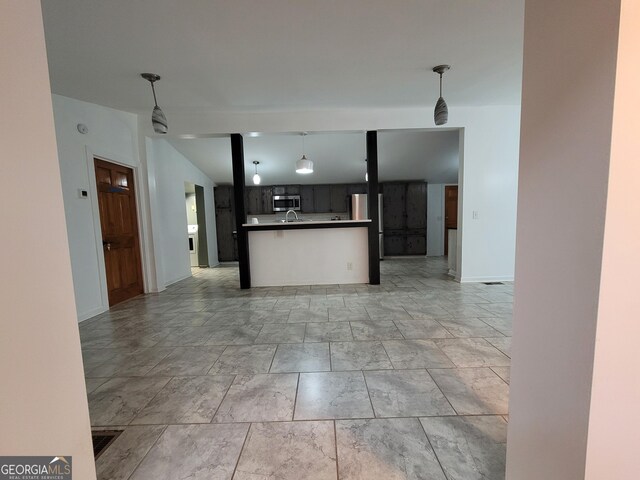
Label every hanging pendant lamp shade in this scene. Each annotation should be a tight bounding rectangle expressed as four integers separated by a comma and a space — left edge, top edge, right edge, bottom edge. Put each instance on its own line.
252, 161, 261, 185
432, 65, 450, 126
141, 73, 168, 134
296, 133, 313, 174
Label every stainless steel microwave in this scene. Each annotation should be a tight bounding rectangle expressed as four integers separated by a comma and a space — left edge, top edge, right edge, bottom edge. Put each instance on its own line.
273, 195, 301, 212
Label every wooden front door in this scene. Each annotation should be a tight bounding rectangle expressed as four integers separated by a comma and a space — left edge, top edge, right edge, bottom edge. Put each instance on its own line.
94, 159, 144, 306
444, 185, 458, 255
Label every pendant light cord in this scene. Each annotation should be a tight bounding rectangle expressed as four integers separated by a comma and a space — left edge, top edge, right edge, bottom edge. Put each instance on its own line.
439, 73, 443, 97
150, 81, 159, 107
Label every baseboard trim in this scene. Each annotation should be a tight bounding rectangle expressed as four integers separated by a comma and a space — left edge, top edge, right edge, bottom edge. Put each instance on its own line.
459, 275, 514, 283
78, 306, 108, 322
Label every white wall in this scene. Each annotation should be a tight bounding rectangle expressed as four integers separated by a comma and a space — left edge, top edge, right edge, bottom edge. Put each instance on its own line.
52, 94, 145, 320
147, 139, 218, 286
148, 104, 520, 282
584, 0, 640, 477
0, 1, 95, 477
506, 0, 622, 477
52, 95, 218, 320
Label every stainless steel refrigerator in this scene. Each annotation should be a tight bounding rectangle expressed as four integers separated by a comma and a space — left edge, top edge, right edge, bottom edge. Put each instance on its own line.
350, 194, 384, 259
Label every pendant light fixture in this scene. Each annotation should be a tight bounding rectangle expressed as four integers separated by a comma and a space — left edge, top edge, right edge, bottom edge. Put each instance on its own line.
296, 132, 313, 174
252, 161, 261, 185
141, 73, 168, 134
432, 65, 450, 126
365, 158, 368, 182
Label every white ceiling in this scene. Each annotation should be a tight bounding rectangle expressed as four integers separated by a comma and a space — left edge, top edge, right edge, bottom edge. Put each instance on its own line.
41, 1, 517, 185
41, 0, 524, 113
168, 129, 459, 185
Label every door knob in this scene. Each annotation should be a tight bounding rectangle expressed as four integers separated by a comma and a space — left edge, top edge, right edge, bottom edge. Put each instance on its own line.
103, 241, 111, 251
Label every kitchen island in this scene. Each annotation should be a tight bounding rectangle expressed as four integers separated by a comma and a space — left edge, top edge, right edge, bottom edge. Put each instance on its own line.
244, 219, 371, 287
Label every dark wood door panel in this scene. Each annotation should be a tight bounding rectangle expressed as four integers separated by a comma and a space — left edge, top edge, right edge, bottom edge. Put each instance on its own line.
95, 158, 144, 306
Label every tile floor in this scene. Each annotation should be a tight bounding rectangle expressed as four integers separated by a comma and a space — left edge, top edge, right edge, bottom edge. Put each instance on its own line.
81, 257, 512, 480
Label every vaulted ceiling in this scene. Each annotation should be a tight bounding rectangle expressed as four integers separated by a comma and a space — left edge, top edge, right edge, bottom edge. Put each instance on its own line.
41, 0, 522, 184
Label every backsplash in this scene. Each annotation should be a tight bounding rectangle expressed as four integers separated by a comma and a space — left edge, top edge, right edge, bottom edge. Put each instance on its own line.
248, 212, 351, 223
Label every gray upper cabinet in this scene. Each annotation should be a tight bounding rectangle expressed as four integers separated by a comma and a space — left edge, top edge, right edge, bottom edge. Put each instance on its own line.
330, 185, 348, 213
260, 187, 273, 214
313, 185, 331, 212
382, 183, 407, 230
406, 182, 427, 230
300, 185, 314, 213
245, 187, 262, 215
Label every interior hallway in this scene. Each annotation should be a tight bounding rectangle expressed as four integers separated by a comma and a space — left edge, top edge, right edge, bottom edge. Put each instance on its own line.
81, 257, 512, 479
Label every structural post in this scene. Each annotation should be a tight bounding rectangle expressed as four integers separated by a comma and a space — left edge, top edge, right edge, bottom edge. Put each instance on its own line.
230, 133, 251, 288
366, 131, 381, 285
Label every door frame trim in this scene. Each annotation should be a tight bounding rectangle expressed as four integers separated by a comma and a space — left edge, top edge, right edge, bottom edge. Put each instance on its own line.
83, 147, 148, 318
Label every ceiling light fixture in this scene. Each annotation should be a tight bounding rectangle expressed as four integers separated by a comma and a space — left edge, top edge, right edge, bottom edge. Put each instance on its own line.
141, 73, 168, 134
252, 161, 261, 185
432, 65, 450, 126
296, 132, 313, 174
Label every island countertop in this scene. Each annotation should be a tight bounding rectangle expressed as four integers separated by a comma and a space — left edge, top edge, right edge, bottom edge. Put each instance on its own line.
241, 219, 371, 231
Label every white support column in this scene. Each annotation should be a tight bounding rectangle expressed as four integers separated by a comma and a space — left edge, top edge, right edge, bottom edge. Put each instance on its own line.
0, 0, 96, 477
507, 0, 640, 478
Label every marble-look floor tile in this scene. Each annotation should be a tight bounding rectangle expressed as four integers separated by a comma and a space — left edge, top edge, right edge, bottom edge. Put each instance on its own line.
209, 344, 277, 374
85, 347, 174, 377
365, 306, 413, 321
349, 321, 403, 341
330, 341, 393, 371
420, 415, 507, 480
85, 377, 108, 395
204, 324, 263, 345
276, 298, 311, 310
234, 421, 336, 480
214, 373, 298, 423
479, 316, 512, 336
438, 303, 495, 317
491, 366, 511, 384
130, 423, 249, 480
364, 370, 455, 417
382, 339, 455, 369
429, 368, 509, 415
394, 319, 453, 339
479, 302, 513, 316
147, 346, 226, 376
295, 371, 374, 420
131, 375, 234, 424
156, 326, 216, 346
328, 307, 370, 322
95, 425, 166, 480
434, 338, 511, 367
305, 322, 353, 342
288, 308, 329, 323
270, 343, 331, 373
404, 305, 452, 319
438, 317, 503, 337
336, 418, 446, 480
254, 323, 305, 343
485, 336, 512, 357
88, 376, 171, 426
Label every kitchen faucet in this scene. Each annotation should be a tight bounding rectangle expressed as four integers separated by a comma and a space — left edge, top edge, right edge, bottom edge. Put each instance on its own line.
285, 209, 299, 222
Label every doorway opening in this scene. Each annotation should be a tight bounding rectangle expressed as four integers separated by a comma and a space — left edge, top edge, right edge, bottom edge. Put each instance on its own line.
94, 158, 144, 306
185, 181, 210, 268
